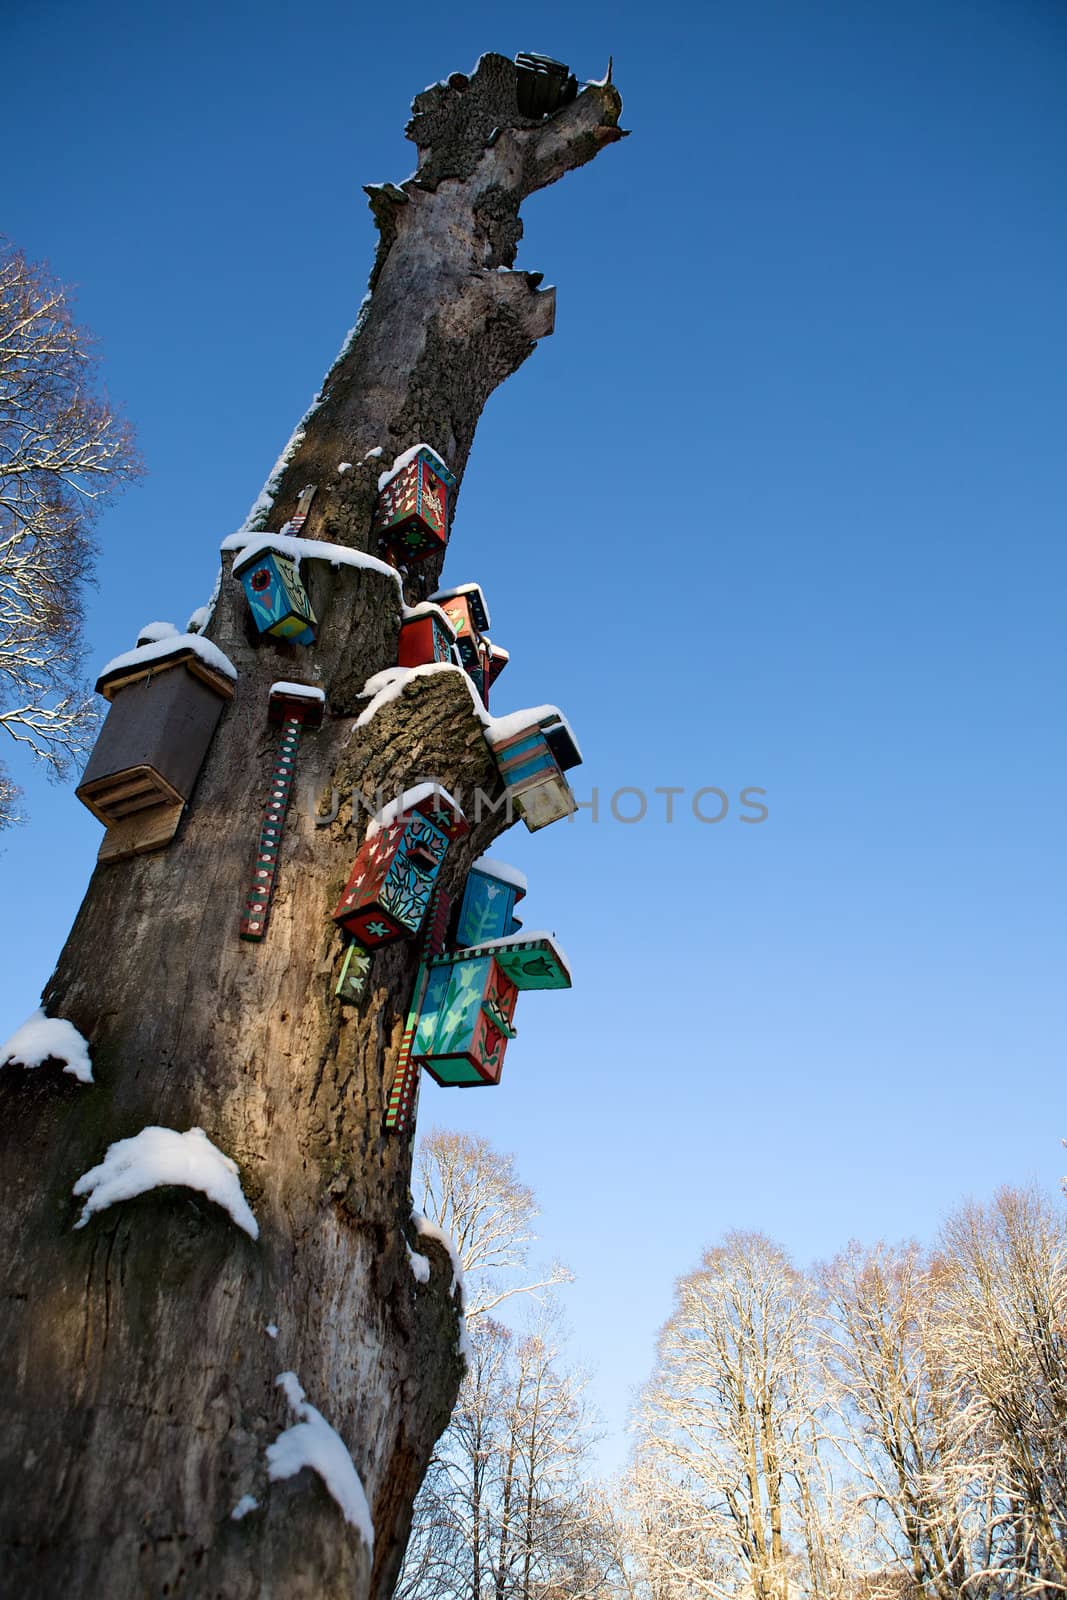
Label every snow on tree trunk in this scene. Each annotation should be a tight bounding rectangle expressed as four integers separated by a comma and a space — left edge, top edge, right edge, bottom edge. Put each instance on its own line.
0, 54, 624, 1600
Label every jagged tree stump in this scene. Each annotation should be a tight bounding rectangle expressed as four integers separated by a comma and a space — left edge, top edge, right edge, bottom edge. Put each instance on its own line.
0, 52, 624, 1600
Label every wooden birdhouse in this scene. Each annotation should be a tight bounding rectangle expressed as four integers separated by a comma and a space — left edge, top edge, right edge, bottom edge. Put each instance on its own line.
332, 808, 451, 947
455, 857, 526, 947
77, 636, 236, 862
430, 583, 509, 706
412, 933, 570, 1088
233, 545, 317, 644
373, 446, 456, 562
486, 710, 582, 832
397, 603, 457, 669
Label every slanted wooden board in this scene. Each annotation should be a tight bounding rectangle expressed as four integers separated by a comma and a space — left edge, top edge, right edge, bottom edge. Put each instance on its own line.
97, 801, 185, 864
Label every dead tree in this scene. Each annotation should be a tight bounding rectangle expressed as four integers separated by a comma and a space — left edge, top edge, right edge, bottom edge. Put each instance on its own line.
0, 53, 624, 1599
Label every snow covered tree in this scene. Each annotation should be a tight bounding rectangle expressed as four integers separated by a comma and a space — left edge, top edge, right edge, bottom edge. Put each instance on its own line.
631, 1232, 855, 1600
0, 55, 624, 1598
0, 242, 139, 826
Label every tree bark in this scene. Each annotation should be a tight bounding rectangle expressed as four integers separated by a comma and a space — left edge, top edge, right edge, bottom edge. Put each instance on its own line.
0, 53, 624, 1600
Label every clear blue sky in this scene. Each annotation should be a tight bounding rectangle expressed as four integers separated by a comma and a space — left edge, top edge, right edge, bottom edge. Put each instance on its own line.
5, 0, 1065, 1472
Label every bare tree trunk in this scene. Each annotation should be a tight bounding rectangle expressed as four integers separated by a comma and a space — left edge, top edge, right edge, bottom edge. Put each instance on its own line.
0, 53, 623, 1600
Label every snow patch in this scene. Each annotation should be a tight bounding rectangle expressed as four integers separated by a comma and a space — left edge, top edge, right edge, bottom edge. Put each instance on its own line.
72, 1126, 259, 1239
266, 1323, 279, 1339
429, 582, 490, 630
136, 621, 180, 645
377, 441, 450, 493
401, 601, 457, 637
1, 1009, 93, 1083
98, 633, 237, 687
406, 1244, 431, 1285
355, 663, 487, 729
363, 445, 383, 460
231, 1494, 259, 1521
266, 1372, 374, 1545
484, 704, 580, 760
337, 462, 353, 474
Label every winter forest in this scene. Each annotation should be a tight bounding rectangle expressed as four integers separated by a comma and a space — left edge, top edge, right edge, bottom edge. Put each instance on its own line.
1, 5, 1064, 1599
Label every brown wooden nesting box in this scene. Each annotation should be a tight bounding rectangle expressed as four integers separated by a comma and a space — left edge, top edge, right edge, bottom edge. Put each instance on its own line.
77, 646, 235, 859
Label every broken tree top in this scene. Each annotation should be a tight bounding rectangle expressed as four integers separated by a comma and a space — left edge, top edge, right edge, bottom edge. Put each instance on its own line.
250, 51, 625, 570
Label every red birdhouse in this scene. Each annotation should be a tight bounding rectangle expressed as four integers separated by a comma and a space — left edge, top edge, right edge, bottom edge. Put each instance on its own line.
373, 445, 456, 562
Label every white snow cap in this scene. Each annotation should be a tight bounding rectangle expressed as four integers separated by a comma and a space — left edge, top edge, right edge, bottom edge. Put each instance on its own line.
98, 632, 238, 687
401, 601, 458, 637
266, 1322, 279, 1339
1, 1009, 93, 1084
136, 621, 180, 646
224, 529, 400, 590
470, 856, 527, 894
230, 1494, 259, 1521
366, 782, 464, 839
337, 461, 353, 474
269, 681, 326, 703
266, 1372, 375, 1546
72, 1126, 259, 1239
377, 441, 450, 493
484, 704, 581, 760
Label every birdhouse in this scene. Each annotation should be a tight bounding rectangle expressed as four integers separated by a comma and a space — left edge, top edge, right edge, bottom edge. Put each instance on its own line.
335, 939, 372, 1003
373, 446, 456, 561
486, 710, 582, 832
455, 857, 525, 947
430, 583, 489, 663
412, 933, 570, 1088
397, 604, 457, 669
513, 52, 578, 117
332, 810, 450, 946
233, 545, 317, 644
238, 682, 325, 942
77, 638, 236, 862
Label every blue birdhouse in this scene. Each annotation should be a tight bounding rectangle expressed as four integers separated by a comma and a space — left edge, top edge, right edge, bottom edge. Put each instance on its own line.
455, 857, 526, 947
233, 546, 317, 644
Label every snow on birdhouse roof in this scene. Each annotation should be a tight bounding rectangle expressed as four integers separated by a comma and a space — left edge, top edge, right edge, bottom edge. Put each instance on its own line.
401, 601, 458, 638
136, 621, 181, 646
430, 582, 490, 632
366, 782, 465, 838
96, 632, 238, 695
483, 704, 581, 764
376, 441, 454, 493
224, 530, 401, 590
269, 681, 326, 703
470, 856, 528, 896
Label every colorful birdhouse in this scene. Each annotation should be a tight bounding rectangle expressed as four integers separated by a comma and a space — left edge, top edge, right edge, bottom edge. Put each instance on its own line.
486, 710, 582, 832
397, 603, 457, 669
233, 545, 317, 644
335, 939, 372, 1003
373, 446, 456, 562
412, 933, 570, 1088
431, 583, 489, 665
333, 810, 450, 947
77, 637, 236, 862
430, 584, 509, 706
455, 857, 526, 947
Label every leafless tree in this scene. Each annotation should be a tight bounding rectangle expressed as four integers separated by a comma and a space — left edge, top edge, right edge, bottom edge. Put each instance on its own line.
631, 1231, 856, 1600
0, 242, 140, 825
932, 1187, 1067, 1594
415, 1128, 572, 1323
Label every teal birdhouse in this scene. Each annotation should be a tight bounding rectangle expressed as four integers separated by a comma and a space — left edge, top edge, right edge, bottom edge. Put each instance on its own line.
412, 934, 571, 1088
233, 545, 317, 644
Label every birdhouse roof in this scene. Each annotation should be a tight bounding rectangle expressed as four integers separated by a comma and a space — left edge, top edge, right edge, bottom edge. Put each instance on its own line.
225, 531, 400, 589
376, 441, 456, 493
430, 583, 490, 633
435, 931, 571, 990
401, 602, 458, 639
96, 634, 238, 702
366, 782, 465, 839
470, 855, 527, 901
483, 704, 581, 765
